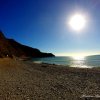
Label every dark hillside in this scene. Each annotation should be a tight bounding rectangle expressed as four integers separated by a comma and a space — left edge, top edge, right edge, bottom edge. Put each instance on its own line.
0, 31, 55, 58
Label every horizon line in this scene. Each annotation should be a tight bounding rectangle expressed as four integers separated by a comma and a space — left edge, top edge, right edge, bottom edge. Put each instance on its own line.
54, 52, 100, 57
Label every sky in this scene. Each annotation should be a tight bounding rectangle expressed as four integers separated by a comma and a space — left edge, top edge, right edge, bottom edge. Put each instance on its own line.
0, 0, 100, 56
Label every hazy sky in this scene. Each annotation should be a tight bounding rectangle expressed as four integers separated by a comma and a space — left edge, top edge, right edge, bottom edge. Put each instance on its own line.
0, 0, 100, 56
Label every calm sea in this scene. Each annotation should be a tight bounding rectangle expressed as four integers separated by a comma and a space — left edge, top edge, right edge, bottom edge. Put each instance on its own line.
32, 56, 100, 68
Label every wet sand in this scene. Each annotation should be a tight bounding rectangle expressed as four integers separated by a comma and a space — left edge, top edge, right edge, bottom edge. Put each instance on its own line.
0, 58, 100, 100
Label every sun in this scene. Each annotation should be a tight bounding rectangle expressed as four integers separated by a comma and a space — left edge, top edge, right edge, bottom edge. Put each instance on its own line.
69, 13, 86, 31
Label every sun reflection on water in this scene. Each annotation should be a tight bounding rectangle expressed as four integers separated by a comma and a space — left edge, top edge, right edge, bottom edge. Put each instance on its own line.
72, 56, 85, 60
71, 56, 91, 68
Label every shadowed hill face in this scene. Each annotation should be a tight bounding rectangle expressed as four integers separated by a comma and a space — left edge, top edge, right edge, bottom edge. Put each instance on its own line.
0, 31, 5, 39
0, 31, 14, 57
0, 31, 55, 58
7, 39, 41, 57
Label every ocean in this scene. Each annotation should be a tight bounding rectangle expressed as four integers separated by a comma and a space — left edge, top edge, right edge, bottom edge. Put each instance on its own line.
32, 56, 100, 68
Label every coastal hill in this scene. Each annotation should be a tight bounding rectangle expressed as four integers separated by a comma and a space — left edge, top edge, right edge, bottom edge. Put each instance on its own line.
0, 31, 55, 58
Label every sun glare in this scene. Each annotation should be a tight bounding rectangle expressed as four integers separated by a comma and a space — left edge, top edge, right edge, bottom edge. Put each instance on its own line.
69, 13, 86, 31
72, 56, 85, 60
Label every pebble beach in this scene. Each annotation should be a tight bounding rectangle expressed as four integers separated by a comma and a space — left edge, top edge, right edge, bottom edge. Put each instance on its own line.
0, 58, 100, 100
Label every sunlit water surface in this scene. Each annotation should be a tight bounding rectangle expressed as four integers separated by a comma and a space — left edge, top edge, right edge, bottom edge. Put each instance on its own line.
32, 56, 100, 68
